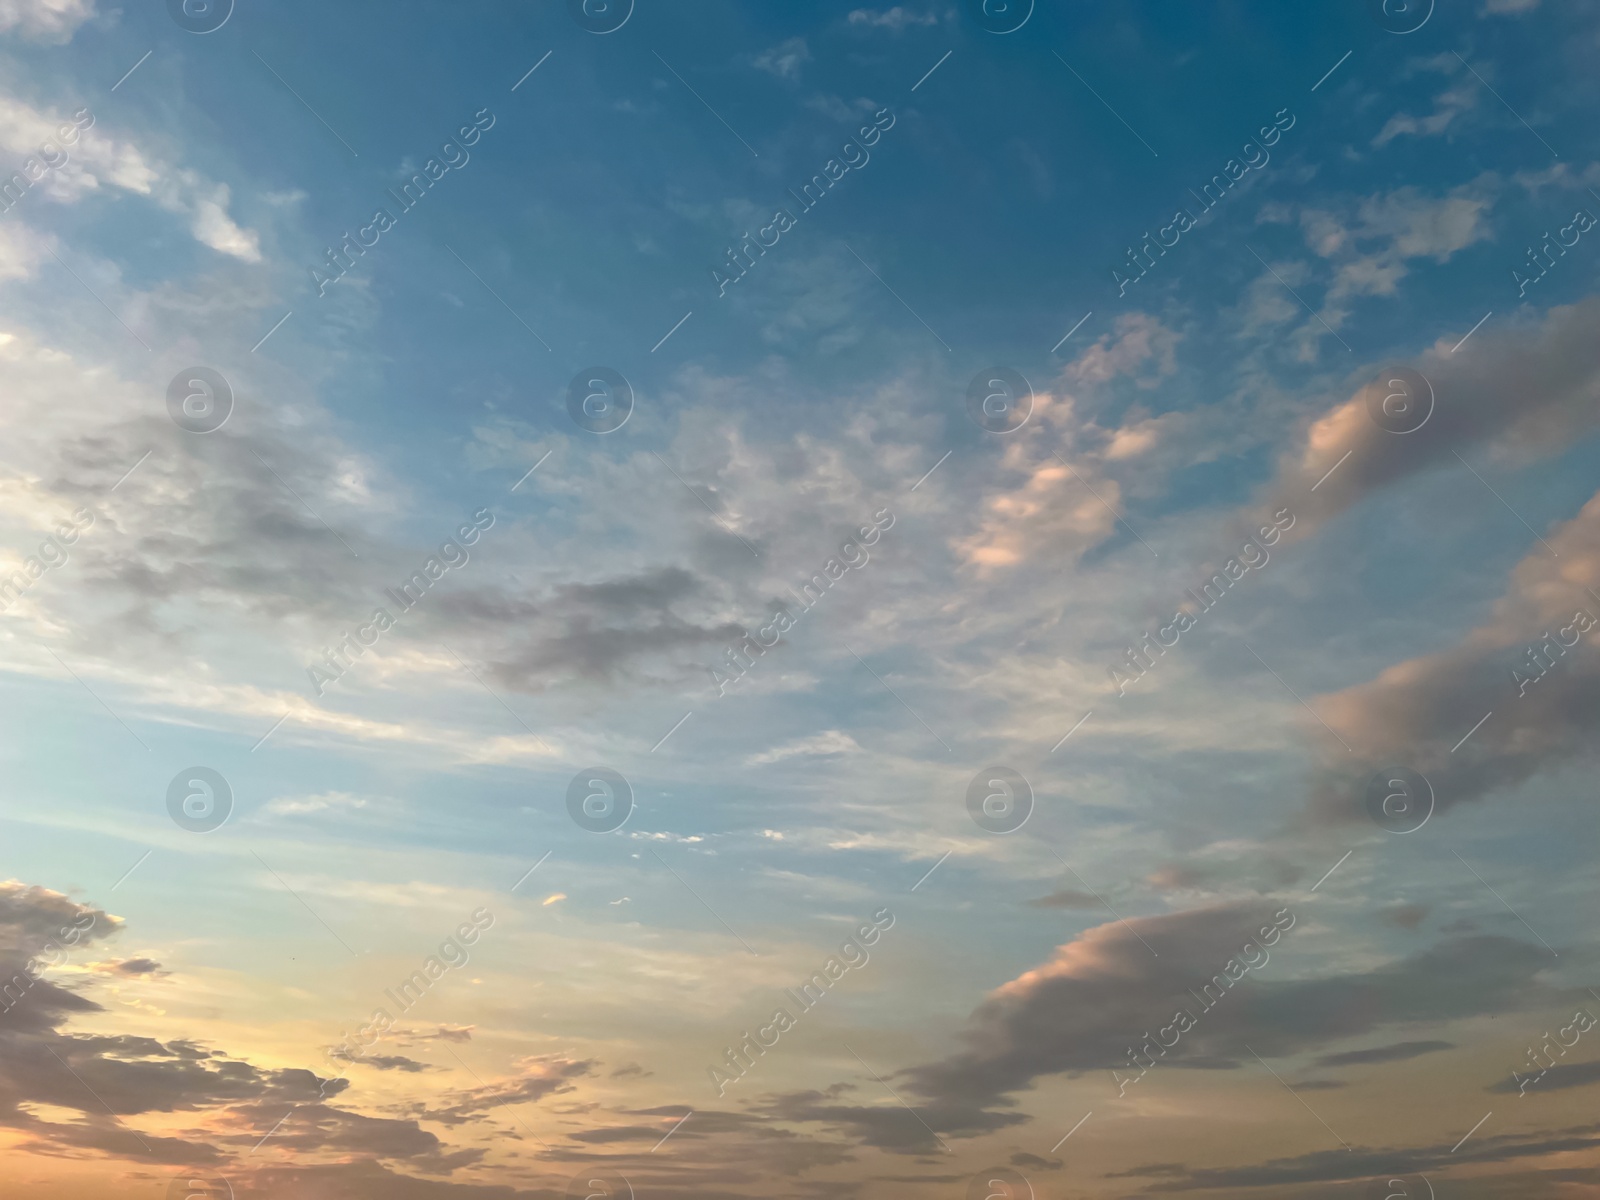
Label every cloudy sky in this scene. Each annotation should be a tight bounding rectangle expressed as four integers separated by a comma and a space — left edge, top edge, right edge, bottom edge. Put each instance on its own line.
1, 1, 1598, 1197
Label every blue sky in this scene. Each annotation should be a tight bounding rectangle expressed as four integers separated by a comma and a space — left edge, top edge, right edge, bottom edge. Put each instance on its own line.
1, 1, 1599, 1198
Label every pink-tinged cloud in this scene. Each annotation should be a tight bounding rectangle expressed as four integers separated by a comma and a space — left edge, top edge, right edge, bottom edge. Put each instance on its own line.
1269, 297, 1600, 538
1308, 486, 1600, 821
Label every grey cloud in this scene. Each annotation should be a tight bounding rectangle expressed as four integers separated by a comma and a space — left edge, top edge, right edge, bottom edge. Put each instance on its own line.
1488, 1058, 1600, 1093
240, 1160, 559, 1199
1314, 1039, 1454, 1067
899, 904, 1552, 1118
94, 956, 164, 975
1024, 888, 1100, 909
1266, 297, 1600, 541
1010, 1151, 1062, 1169
0, 880, 474, 1174
330, 1050, 438, 1073
1117, 1120, 1600, 1192
1307, 486, 1600, 821
436, 567, 744, 694
750, 1087, 1027, 1155
405, 1056, 594, 1127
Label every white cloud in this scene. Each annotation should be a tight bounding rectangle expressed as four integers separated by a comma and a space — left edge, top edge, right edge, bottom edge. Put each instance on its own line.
0, 95, 261, 262
1266, 183, 1495, 322
263, 791, 371, 817
0, 220, 52, 281
0, 0, 95, 42
847, 6, 940, 29
752, 38, 810, 81
746, 729, 862, 764
1373, 67, 1478, 148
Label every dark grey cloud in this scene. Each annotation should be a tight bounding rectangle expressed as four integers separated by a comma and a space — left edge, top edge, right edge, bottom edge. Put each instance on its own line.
1024, 887, 1100, 909
0, 880, 485, 1176
24, 401, 745, 708
330, 1050, 438, 1073
1267, 296, 1600, 540
1488, 1058, 1600, 1094
1314, 1040, 1454, 1068
1307, 487, 1600, 822
1010, 1151, 1062, 1169
405, 1056, 594, 1127
437, 567, 743, 694
897, 904, 1552, 1120
240, 1160, 560, 1199
99, 956, 165, 975
750, 1086, 1026, 1155
1115, 1120, 1600, 1192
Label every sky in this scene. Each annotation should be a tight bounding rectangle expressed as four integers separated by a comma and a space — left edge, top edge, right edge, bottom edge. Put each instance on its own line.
0, 0, 1598, 1197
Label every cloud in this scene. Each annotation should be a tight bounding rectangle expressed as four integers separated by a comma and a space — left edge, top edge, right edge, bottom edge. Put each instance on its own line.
1308, 485, 1600, 820
1024, 888, 1100, 909
0, 878, 506, 1178
1010, 1151, 1061, 1170
747, 729, 862, 764
1118, 1121, 1600, 1192
847, 7, 940, 29
419, 1024, 474, 1042
444, 566, 744, 694
1249, 183, 1495, 352
0, 95, 261, 261
263, 790, 371, 816
1267, 297, 1600, 541
752, 38, 810, 81
1320, 183, 1494, 301
1373, 72, 1479, 146
1380, 903, 1430, 929
947, 315, 1186, 570
1064, 312, 1179, 389
229, 1161, 548, 1200
406, 1055, 594, 1126
88, 956, 166, 977
0, 221, 52, 282
1312, 1039, 1454, 1067
1488, 1058, 1600, 1093
328, 1050, 438, 1073
751, 1084, 1025, 1154
896, 904, 1553, 1121
0, 0, 95, 42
